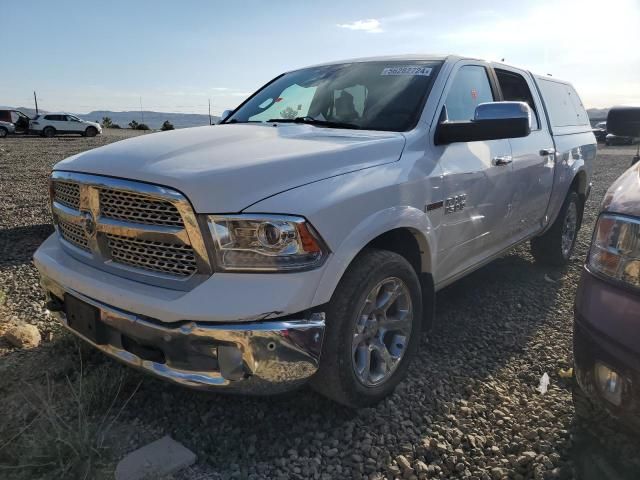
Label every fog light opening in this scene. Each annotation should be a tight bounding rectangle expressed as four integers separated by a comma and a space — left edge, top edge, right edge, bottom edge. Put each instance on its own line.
594, 362, 623, 406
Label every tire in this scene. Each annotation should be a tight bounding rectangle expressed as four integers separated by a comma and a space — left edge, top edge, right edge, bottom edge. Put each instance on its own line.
530, 190, 581, 266
311, 249, 423, 408
0, 127, 7, 138
43, 126, 56, 138
85, 126, 98, 137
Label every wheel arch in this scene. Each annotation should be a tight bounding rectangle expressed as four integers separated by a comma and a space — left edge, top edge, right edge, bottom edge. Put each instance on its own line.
570, 169, 588, 228
312, 209, 436, 329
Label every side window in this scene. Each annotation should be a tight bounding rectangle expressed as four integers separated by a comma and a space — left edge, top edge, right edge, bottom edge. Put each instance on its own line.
44, 115, 55, 121
249, 84, 317, 122
444, 65, 494, 121
495, 69, 539, 130
537, 79, 590, 127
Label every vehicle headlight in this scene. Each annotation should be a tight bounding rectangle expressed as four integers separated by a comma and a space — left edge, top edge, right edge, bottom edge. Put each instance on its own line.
207, 214, 328, 272
588, 214, 640, 289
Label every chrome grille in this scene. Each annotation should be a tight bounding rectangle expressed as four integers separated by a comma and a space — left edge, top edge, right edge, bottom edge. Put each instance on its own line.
58, 219, 90, 251
53, 181, 80, 210
100, 188, 183, 227
50, 172, 211, 290
107, 234, 197, 276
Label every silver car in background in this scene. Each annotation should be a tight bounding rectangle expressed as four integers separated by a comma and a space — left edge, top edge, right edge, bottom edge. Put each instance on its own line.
0, 120, 16, 138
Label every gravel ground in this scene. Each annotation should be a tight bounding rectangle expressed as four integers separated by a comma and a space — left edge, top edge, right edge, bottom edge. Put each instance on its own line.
0, 132, 639, 479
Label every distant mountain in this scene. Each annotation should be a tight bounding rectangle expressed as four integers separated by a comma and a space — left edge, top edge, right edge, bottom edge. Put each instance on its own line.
78, 111, 219, 129
587, 108, 609, 123
0, 106, 219, 129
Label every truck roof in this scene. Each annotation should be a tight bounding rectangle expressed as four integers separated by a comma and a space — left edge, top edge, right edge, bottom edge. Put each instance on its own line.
300, 55, 573, 86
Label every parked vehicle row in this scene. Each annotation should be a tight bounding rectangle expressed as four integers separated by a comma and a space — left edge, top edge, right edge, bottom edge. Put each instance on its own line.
0, 109, 102, 138
35, 54, 596, 407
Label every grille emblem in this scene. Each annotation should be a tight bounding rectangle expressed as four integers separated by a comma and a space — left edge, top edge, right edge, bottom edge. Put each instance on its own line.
81, 211, 97, 238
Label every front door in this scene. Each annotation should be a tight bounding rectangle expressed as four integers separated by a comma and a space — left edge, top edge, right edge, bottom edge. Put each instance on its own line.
494, 66, 555, 240
433, 63, 515, 284
65, 115, 85, 133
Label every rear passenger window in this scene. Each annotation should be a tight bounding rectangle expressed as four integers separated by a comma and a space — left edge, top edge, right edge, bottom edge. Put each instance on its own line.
444, 66, 494, 121
537, 79, 590, 127
495, 70, 539, 130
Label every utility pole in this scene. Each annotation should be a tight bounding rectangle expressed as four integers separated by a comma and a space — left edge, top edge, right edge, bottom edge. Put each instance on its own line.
34, 91, 39, 116
139, 96, 144, 125
208, 98, 213, 125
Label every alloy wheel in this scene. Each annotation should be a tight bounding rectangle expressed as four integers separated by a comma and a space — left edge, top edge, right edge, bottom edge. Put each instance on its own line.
352, 277, 413, 387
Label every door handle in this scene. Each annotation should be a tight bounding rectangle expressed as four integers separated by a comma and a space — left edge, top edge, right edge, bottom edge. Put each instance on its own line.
493, 155, 513, 166
539, 148, 556, 156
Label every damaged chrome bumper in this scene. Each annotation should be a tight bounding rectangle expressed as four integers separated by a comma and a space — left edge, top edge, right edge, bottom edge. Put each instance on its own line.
41, 275, 325, 394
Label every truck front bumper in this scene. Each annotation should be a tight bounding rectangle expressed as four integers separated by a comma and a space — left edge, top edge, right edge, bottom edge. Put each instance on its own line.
41, 274, 325, 394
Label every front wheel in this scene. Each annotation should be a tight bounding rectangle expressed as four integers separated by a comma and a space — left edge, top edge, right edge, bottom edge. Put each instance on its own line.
85, 126, 98, 137
530, 190, 582, 266
311, 249, 423, 407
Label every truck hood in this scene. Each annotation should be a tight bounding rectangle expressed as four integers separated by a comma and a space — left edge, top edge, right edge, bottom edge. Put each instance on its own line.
601, 161, 640, 217
55, 124, 405, 212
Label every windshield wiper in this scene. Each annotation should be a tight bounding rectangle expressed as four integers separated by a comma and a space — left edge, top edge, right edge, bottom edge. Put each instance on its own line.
225, 119, 262, 124
266, 116, 360, 130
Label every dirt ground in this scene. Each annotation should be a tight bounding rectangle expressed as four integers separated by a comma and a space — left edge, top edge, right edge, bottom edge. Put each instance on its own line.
0, 131, 639, 479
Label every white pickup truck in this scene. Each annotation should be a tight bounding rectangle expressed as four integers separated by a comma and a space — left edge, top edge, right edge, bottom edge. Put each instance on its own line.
35, 55, 595, 407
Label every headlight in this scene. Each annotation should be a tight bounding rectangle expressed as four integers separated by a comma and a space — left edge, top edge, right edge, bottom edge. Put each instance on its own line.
207, 214, 328, 272
588, 214, 640, 289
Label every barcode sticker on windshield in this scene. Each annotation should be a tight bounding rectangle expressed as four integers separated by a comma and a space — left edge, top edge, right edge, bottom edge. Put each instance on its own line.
381, 66, 432, 76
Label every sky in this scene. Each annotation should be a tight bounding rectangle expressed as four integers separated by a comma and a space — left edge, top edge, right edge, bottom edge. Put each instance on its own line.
2, 0, 639, 115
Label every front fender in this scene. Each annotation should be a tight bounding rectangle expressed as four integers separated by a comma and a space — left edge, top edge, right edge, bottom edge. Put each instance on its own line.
244, 162, 439, 307
311, 206, 435, 306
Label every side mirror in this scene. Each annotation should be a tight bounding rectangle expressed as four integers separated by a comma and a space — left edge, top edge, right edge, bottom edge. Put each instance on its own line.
219, 110, 233, 124
607, 106, 640, 165
435, 101, 532, 145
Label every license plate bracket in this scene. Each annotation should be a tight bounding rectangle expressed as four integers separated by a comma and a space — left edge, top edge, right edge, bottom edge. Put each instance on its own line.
64, 294, 108, 345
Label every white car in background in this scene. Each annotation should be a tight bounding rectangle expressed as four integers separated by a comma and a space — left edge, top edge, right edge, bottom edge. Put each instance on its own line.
30, 113, 102, 138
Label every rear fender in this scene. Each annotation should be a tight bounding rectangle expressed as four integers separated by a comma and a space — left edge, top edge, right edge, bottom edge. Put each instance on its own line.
543, 135, 595, 231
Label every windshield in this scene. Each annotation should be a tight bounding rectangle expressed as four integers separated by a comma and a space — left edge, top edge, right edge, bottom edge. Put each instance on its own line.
226, 61, 443, 132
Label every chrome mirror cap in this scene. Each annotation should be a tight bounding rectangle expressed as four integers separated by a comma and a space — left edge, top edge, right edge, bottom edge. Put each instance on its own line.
474, 101, 532, 127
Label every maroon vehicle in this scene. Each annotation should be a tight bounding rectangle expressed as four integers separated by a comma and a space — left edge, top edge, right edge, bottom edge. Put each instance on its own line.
573, 107, 640, 428
0, 109, 31, 135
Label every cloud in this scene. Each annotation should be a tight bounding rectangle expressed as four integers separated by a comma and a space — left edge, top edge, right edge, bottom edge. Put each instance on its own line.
336, 11, 424, 34
337, 18, 382, 33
